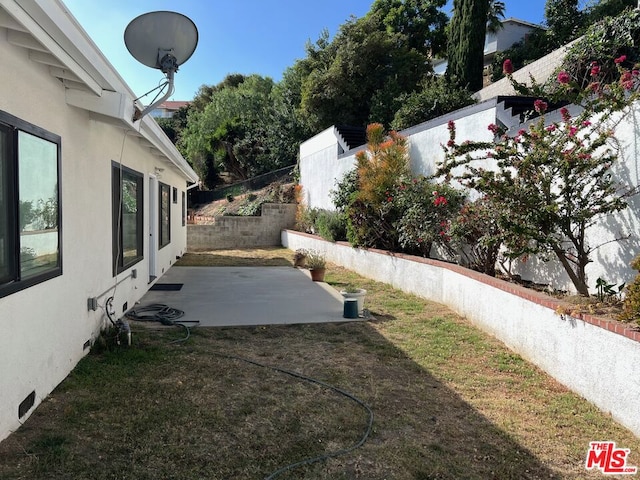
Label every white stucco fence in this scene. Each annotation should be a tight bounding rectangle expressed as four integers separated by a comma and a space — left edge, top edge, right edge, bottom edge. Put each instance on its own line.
282, 230, 640, 438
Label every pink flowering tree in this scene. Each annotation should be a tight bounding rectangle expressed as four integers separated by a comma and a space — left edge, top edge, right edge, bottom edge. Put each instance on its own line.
392, 178, 464, 257
439, 59, 640, 296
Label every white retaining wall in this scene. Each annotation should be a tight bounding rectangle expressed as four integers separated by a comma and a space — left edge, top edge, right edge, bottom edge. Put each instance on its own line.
282, 230, 640, 438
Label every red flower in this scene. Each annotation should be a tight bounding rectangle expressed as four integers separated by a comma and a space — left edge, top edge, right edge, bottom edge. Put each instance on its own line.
434, 196, 448, 207
488, 123, 500, 134
546, 124, 557, 132
569, 126, 578, 137
620, 71, 634, 90
387, 197, 393, 202
557, 71, 570, 84
590, 64, 600, 76
447, 139, 455, 147
503, 59, 514, 75
614, 55, 627, 64
560, 107, 571, 121
533, 99, 548, 114
447, 120, 455, 131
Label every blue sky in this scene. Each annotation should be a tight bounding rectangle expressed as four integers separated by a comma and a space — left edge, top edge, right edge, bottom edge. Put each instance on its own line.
64, 0, 546, 101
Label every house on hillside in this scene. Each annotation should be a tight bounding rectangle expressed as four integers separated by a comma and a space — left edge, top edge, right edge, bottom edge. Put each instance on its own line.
150, 100, 190, 119
0, 0, 198, 441
433, 18, 544, 84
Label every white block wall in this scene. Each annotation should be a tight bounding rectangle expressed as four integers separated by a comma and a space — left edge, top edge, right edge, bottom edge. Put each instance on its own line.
282, 230, 640, 438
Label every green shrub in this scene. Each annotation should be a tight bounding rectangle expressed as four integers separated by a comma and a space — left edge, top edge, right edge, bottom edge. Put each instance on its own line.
295, 206, 319, 234
314, 210, 347, 242
391, 77, 476, 131
394, 178, 465, 257
448, 196, 504, 276
344, 124, 410, 251
619, 255, 640, 324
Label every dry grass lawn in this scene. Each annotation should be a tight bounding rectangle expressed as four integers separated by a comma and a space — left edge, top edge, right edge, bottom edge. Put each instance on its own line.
0, 247, 638, 479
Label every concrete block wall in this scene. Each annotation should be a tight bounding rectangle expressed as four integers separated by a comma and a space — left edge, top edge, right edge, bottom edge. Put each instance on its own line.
187, 203, 297, 251
282, 229, 640, 438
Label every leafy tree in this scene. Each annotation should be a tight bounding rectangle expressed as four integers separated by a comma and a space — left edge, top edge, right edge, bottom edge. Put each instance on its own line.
544, 0, 583, 48
179, 75, 298, 187
370, 0, 448, 55
440, 60, 640, 296
446, 0, 490, 92
296, 1, 448, 131
156, 105, 190, 144
391, 76, 475, 130
299, 15, 422, 130
486, 0, 506, 34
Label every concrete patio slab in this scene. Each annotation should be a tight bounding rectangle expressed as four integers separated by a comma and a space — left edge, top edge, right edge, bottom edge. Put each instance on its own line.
136, 266, 351, 327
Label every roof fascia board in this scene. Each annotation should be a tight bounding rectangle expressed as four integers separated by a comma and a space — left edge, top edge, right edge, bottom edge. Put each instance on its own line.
22, 0, 133, 93
2, 0, 102, 95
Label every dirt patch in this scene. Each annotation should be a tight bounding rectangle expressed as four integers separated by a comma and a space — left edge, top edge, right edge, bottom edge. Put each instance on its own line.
176, 247, 293, 267
192, 183, 296, 221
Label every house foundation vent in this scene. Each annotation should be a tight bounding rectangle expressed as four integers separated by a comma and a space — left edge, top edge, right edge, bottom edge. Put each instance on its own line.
18, 391, 35, 419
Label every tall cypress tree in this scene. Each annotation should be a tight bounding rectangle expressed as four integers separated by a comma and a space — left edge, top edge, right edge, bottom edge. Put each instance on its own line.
446, 0, 490, 92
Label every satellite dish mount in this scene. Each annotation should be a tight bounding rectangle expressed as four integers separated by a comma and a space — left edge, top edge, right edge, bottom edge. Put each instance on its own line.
124, 11, 198, 121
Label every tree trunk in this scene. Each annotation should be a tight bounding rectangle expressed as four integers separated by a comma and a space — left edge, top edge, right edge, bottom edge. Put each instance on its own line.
551, 244, 590, 296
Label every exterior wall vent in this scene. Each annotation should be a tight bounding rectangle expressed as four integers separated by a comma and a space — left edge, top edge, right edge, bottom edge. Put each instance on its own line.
18, 391, 36, 419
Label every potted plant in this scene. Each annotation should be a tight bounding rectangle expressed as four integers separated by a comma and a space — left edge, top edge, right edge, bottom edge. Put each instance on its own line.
293, 248, 308, 268
340, 285, 367, 313
306, 249, 326, 281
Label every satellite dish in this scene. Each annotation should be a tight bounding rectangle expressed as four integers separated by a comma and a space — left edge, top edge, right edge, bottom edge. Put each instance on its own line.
124, 11, 198, 121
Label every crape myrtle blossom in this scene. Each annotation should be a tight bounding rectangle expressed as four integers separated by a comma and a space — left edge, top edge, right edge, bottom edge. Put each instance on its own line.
438, 56, 640, 296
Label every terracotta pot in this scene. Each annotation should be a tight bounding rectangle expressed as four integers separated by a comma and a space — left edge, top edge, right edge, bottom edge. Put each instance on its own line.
309, 268, 326, 282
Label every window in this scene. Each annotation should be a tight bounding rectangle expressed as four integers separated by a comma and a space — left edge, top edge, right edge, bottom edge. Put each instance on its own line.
172, 186, 178, 204
0, 110, 62, 298
112, 163, 143, 275
159, 182, 170, 248
181, 191, 186, 227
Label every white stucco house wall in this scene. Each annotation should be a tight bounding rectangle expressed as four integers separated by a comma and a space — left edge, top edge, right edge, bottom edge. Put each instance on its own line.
0, 0, 198, 441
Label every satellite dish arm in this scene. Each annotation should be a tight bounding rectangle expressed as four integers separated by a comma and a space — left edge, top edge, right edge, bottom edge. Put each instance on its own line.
133, 70, 175, 121
133, 51, 178, 122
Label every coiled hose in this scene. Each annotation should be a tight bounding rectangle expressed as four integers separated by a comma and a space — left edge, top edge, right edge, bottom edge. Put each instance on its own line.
126, 303, 193, 343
